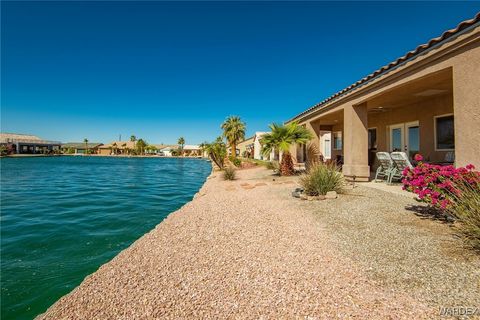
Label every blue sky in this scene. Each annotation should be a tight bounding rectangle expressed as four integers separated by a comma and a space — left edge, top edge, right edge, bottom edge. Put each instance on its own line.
1, 1, 479, 144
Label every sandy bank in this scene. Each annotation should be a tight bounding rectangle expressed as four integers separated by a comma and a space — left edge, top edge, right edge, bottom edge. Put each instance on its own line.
38, 167, 479, 319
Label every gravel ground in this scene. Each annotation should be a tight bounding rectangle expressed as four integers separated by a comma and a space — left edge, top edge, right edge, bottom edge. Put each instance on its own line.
300, 185, 480, 311
37, 167, 478, 319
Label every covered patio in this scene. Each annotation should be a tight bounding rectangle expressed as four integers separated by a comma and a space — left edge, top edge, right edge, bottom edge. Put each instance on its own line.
289, 15, 479, 181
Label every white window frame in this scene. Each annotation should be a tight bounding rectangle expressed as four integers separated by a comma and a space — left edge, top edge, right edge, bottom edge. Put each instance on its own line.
333, 131, 342, 150
434, 113, 455, 151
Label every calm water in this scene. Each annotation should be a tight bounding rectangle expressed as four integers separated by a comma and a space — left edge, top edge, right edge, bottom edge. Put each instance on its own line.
0, 156, 211, 320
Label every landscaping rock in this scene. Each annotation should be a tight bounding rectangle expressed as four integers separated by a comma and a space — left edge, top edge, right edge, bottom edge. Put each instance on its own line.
318, 195, 326, 200
300, 194, 308, 200
325, 191, 337, 199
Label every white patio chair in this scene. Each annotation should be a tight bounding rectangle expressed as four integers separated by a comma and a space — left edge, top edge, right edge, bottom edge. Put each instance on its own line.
389, 152, 413, 184
374, 152, 394, 182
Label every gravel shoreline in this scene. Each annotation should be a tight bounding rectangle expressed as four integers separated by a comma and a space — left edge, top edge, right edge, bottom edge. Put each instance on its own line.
38, 167, 478, 319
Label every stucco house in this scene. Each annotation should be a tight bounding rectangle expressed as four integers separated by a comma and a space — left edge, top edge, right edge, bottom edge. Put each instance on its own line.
287, 13, 480, 181
237, 136, 255, 158
0, 133, 61, 154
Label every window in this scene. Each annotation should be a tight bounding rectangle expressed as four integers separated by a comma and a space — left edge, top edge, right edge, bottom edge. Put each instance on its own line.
435, 115, 454, 150
368, 128, 377, 150
333, 131, 342, 150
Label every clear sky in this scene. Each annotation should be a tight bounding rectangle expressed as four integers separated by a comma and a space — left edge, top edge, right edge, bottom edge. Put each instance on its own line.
1, 1, 479, 144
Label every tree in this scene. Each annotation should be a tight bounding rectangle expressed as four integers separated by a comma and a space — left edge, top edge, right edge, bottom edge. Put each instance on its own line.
83, 138, 89, 155
199, 141, 209, 158
130, 135, 137, 151
136, 139, 147, 155
177, 137, 185, 156
261, 122, 312, 176
204, 137, 227, 169
221, 116, 246, 159
112, 142, 118, 155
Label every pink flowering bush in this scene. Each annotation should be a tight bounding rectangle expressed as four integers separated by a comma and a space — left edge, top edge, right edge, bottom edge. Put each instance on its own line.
402, 154, 480, 209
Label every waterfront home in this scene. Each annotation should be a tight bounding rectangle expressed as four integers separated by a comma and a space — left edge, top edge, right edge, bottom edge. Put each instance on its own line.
0, 132, 61, 154
183, 145, 203, 157
237, 136, 255, 158
97, 141, 136, 155
286, 13, 480, 181
253, 132, 276, 160
61, 142, 104, 155
158, 146, 177, 156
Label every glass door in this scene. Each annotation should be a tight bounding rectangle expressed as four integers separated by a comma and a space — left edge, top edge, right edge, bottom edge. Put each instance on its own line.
389, 121, 419, 159
389, 124, 404, 152
406, 121, 420, 159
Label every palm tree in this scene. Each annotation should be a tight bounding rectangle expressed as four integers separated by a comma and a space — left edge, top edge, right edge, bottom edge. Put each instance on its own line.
204, 137, 227, 169
112, 142, 118, 155
130, 135, 136, 151
199, 141, 209, 158
136, 139, 147, 155
177, 137, 185, 156
261, 122, 312, 176
83, 138, 89, 155
221, 116, 246, 159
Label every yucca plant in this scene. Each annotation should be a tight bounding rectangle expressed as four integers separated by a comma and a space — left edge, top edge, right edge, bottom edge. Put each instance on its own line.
448, 182, 480, 251
300, 162, 345, 196
223, 166, 236, 180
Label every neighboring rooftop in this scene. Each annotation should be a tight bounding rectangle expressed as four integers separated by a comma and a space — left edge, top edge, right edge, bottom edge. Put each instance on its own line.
62, 142, 104, 149
0, 132, 61, 144
286, 12, 480, 123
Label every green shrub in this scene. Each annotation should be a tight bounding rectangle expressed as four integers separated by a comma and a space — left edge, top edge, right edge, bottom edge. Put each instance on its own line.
229, 156, 242, 167
300, 163, 345, 196
223, 166, 236, 180
448, 182, 480, 251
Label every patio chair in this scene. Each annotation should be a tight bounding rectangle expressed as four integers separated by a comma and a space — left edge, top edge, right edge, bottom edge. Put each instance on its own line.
374, 152, 394, 182
389, 152, 414, 184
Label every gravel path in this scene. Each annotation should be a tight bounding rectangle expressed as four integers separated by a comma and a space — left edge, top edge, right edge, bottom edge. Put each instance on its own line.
38, 167, 478, 319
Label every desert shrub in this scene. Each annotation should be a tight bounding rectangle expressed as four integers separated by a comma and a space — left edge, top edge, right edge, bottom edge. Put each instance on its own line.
266, 160, 279, 171
402, 154, 480, 209
223, 166, 236, 180
229, 156, 242, 167
300, 162, 345, 196
447, 182, 480, 251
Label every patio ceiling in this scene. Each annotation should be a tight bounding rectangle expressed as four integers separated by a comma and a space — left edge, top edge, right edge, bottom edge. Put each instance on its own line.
366, 68, 453, 112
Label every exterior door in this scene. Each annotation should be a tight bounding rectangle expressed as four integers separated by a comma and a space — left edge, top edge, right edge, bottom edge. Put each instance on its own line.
319, 131, 332, 160
389, 121, 419, 159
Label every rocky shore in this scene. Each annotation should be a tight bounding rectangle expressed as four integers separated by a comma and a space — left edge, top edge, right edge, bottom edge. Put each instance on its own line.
38, 167, 479, 319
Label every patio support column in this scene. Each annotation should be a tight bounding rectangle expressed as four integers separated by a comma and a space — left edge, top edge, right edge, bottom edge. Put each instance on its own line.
343, 103, 370, 181
305, 120, 320, 164
453, 52, 480, 169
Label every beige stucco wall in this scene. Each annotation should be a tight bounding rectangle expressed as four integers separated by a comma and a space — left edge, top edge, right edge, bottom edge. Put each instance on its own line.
369, 94, 454, 163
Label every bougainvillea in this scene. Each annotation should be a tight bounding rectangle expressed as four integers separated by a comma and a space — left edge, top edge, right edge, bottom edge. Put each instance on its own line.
402, 154, 480, 209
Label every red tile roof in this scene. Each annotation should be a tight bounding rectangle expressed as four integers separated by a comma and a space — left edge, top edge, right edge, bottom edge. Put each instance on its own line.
286, 12, 480, 123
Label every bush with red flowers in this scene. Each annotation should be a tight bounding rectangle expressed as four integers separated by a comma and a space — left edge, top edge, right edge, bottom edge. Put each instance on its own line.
402, 154, 480, 209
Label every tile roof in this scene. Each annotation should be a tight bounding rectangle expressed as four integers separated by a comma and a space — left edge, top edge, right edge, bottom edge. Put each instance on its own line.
286, 12, 480, 123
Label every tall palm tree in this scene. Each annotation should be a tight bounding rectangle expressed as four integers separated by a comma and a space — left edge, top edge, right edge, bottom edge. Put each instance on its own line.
83, 138, 89, 155
130, 135, 136, 150
221, 116, 246, 159
112, 142, 118, 155
261, 122, 312, 176
177, 137, 185, 156
136, 139, 147, 155
199, 141, 209, 158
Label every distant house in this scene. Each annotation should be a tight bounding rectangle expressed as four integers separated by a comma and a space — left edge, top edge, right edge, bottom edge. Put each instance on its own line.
62, 142, 103, 154
97, 141, 136, 155
183, 145, 202, 157
158, 146, 176, 157
286, 14, 480, 181
253, 132, 275, 161
0, 133, 61, 154
237, 136, 254, 158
